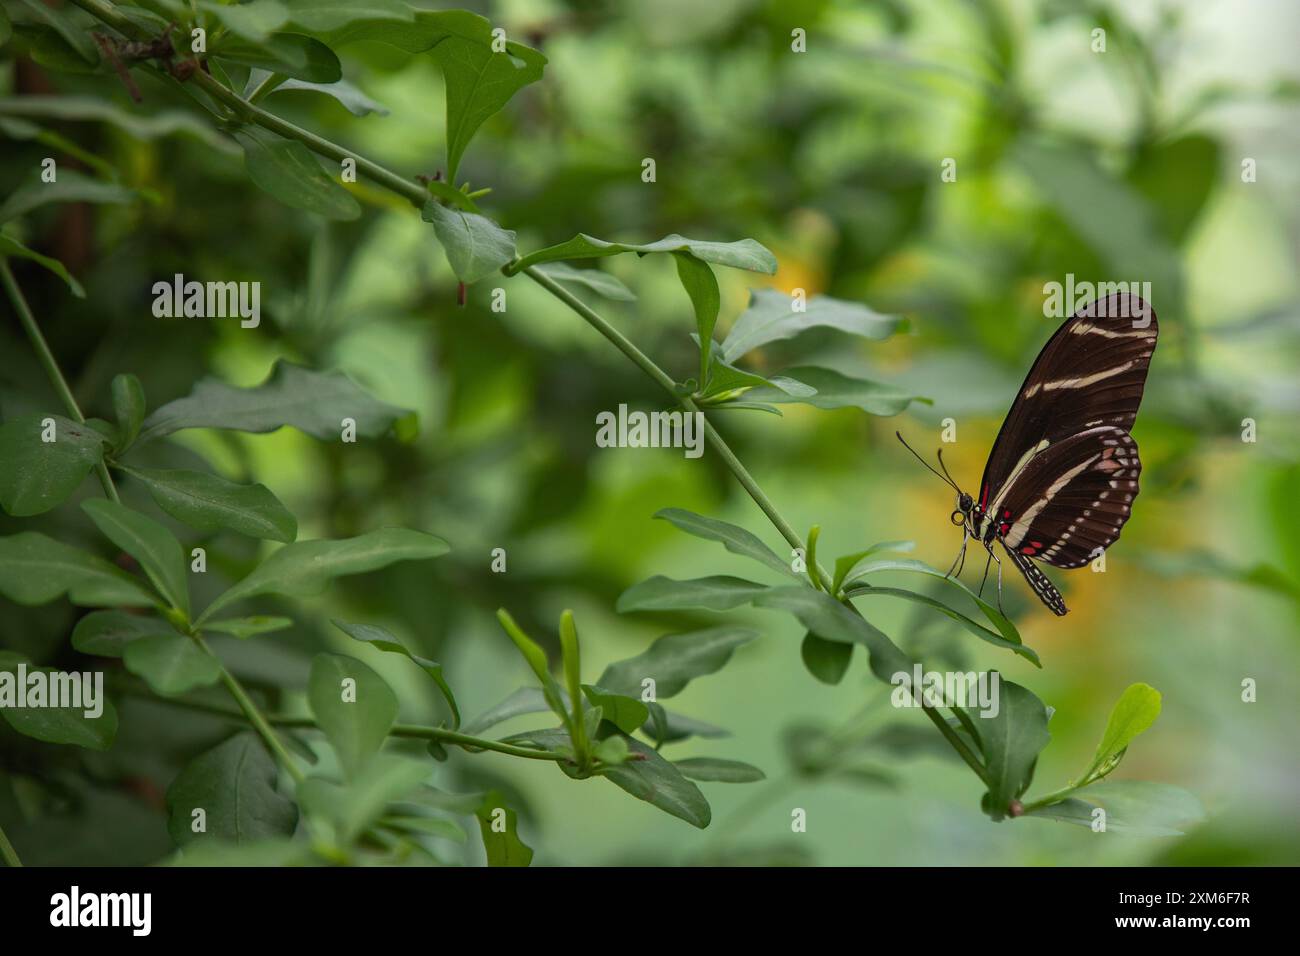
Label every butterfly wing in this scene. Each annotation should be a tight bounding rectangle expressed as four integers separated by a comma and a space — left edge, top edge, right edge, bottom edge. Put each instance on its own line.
977, 293, 1157, 512
988, 425, 1142, 613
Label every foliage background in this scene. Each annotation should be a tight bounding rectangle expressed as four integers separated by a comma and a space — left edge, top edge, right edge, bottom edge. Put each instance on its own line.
1, 0, 1298, 865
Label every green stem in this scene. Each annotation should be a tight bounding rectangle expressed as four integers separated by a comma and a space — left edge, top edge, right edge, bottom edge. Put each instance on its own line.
0, 261, 119, 502
1019, 785, 1078, 815
0, 822, 22, 867
189, 633, 306, 783
63, 0, 989, 788
130, 687, 566, 762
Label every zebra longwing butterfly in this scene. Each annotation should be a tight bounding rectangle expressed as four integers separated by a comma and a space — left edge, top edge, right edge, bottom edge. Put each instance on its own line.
900, 292, 1158, 616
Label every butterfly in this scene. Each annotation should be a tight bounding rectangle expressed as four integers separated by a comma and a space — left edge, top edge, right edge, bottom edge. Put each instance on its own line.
899, 293, 1158, 616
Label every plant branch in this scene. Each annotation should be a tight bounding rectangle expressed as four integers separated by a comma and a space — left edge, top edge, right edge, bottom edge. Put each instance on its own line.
189, 633, 308, 783
524, 269, 988, 783
0, 261, 120, 503
128, 687, 567, 762
65, 0, 990, 788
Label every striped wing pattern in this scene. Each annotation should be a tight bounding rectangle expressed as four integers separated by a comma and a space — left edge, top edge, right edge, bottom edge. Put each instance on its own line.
979, 292, 1157, 510
977, 294, 1157, 615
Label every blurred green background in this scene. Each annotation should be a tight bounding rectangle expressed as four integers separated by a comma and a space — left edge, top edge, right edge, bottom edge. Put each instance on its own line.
1, 0, 1298, 865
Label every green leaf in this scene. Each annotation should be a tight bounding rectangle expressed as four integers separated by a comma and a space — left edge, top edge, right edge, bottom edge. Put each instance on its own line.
832, 540, 914, 593
308, 653, 399, 779
642, 703, 728, 744
424, 179, 479, 212
0, 531, 157, 607
968, 679, 1051, 820
463, 686, 549, 735
508, 725, 711, 826
720, 289, 903, 363
673, 253, 720, 384
122, 466, 297, 543
0, 95, 235, 152
71, 609, 174, 657
421, 202, 516, 284
122, 635, 221, 695
508, 233, 777, 276
597, 626, 757, 699
213, 32, 341, 83
201, 616, 293, 639
0, 651, 117, 749
110, 374, 145, 452
673, 757, 765, 783
841, 556, 1026, 656
580, 684, 649, 735
616, 574, 770, 612
558, 610, 586, 753
1025, 781, 1204, 836
801, 632, 853, 685
261, 74, 390, 117
0, 169, 135, 224
425, 10, 547, 183
283, 0, 413, 35
695, 350, 815, 404
0, 232, 84, 295
592, 734, 630, 766
298, 754, 428, 842
13, 0, 97, 63
199, 0, 288, 42
166, 732, 298, 845
382, 812, 466, 842
533, 262, 635, 302
654, 507, 796, 578
236, 128, 359, 221
751, 586, 914, 683
494, 609, 571, 730
82, 499, 189, 618
333, 619, 460, 729
0, 413, 105, 516
138, 360, 411, 444
603, 735, 712, 827
198, 528, 448, 624
1074, 683, 1162, 787
746, 365, 927, 416
474, 790, 533, 866
851, 584, 1039, 665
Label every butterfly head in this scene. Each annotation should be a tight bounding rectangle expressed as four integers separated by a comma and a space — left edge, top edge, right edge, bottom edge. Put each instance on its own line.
952, 492, 975, 526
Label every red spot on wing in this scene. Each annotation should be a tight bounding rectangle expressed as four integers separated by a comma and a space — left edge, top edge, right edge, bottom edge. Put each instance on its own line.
1021, 546, 1037, 556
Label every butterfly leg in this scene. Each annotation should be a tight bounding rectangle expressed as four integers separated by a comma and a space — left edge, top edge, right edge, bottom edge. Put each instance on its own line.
945, 529, 969, 579
977, 541, 1005, 613
994, 550, 1004, 615
977, 547, 993, 597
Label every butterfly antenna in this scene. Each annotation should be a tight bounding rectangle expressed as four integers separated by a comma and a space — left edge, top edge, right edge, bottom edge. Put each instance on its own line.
936, 448, 960, 489
895, 431, 960, 493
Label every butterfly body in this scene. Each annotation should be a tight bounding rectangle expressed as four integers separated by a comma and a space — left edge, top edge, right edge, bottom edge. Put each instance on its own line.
904, 293, 1157, 616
